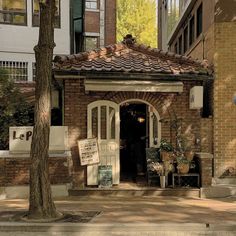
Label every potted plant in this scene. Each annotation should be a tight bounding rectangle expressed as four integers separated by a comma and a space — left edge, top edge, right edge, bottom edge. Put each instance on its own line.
149, 162, 166, 188
159, 139, 174, 162
176, 154, 191, 174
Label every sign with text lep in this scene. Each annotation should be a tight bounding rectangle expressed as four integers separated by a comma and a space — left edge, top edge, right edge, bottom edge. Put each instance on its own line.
78, 138, 100, 166
9, 126, 68, 154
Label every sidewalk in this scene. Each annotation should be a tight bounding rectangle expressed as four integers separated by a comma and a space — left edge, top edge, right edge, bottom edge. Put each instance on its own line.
0, 196, 236, 235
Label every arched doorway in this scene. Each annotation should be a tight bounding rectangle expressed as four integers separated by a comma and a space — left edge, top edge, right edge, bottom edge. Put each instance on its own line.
86, 99, 161, 186
119, 99, 161, 184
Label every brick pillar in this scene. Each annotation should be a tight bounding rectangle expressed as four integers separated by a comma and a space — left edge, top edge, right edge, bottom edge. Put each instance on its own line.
195, 153, 213, 187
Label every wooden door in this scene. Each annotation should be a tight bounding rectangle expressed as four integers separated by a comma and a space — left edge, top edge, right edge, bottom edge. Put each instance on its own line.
87, 100, 120, 185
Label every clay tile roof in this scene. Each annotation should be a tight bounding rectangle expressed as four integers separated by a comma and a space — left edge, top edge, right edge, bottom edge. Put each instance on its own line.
54, 38, 213, 76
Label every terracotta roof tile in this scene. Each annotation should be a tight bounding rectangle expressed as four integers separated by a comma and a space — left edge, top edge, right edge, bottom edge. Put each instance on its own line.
54, 42, 213, 76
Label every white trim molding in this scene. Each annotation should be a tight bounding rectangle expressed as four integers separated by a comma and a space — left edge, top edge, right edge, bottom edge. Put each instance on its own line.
84, 32, 100, 37
85, 79, 184, 93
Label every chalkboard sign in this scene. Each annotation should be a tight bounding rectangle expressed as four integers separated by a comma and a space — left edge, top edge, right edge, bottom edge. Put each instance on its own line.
78, 138, 100, 166
98, 165, 112, 188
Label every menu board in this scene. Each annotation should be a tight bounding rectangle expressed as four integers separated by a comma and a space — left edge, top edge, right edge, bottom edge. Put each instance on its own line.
78, 138, 100, 166
98, 165, 112, 188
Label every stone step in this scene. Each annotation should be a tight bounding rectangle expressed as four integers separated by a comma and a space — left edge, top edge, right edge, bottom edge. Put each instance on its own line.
68, 187, 200, 198
213, 177, 236, 185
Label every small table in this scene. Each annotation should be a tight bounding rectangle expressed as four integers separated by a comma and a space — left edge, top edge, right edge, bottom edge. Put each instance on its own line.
172, 173, 200, 188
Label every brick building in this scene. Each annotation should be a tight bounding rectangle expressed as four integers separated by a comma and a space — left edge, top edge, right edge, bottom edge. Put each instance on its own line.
53, 37, 213, 188
158, 0, 236, 180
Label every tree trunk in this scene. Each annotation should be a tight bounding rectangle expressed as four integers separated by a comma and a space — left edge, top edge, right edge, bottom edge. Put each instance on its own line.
28, 0, 59, 219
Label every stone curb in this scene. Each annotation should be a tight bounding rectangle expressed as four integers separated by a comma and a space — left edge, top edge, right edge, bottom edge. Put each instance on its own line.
0, 223, 236, 232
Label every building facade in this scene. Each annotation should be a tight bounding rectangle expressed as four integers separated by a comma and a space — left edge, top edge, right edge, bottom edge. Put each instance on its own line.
53, 37, 213, 188
0, 0, 116, 83
158, 0, 236, 179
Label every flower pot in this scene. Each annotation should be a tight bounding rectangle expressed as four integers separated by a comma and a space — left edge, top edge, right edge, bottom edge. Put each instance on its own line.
161, 151, 173, 161
160, 175, 166, 188
184, 151, 194, 161
177, 163, 190, 174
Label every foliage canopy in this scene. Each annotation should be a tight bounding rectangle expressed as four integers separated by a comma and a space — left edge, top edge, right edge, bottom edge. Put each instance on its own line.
0, 69, 33, 149
117, 0, 157, 47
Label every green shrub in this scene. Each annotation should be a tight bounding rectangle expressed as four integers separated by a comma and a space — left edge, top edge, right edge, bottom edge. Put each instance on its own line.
0, 69, 34, 149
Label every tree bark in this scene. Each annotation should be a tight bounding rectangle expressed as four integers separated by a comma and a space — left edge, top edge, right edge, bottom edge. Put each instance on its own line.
28, 0, 59, 219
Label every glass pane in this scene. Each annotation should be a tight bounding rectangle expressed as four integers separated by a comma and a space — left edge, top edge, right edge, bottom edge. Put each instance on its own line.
167, 0, 180, 38
109, 107, 115, 139
73, 0, 83, 18
92, 107, 98, 138
101, 106, 107, 139
86, 0, 97, 9
85, 37, 98, 51
74, 19, 82, 33
0, 0, 26, 25
2, 0, 26, 11
153, 113, 158, 145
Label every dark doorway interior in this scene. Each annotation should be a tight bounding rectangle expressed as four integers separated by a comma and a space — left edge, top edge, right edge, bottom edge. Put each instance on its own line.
120, 103, 147, 183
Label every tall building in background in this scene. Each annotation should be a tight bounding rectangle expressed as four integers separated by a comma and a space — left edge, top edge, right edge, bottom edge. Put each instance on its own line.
82, 0, 116, 52
158, 0, 236, 181
0, 0, 117, 82
0, 0, 70, 83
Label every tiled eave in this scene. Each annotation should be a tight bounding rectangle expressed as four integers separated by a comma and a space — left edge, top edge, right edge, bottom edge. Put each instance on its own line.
54, 70, 213, 82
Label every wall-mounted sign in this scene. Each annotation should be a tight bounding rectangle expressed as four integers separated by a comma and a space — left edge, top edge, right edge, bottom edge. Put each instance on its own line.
189, 86, 203, 109
9, 126, 68, 154
98, 165, 112, 188
78, 138, 100, 166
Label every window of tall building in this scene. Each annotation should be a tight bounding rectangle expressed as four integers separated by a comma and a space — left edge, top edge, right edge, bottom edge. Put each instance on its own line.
86, 0, 97, 10
32, 0, 60, 28
178, 35, 182, 54
85, 37, 98, 51
167, 0, 180, 38
174, 42, 178, 54
0, 61, 28, 81
0, 0, 27, 25
72, 0, 84, 53
189, 16, 195, 46
197, 3, 202, 37
183, 26, 188, 53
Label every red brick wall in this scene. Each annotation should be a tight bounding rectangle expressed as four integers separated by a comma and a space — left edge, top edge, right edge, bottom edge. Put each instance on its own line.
105, 0, 116, 45
213, 21, 236, 177
200, 118, 213, 153
84, 11, 100, 33
64, 78, 210, 186
0, 157, 70, 186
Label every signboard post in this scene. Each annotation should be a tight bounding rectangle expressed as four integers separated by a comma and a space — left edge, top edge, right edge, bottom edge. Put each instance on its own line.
78, 138, 100, 166
98, 165, 113, 188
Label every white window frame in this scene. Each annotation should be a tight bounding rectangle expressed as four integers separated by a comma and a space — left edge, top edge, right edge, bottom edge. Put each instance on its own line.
0, 0, 27, 25
85, 0, 97, 10
0, 61, 28, 82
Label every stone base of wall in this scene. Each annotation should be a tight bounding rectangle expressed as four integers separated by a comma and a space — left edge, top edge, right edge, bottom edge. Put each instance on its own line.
0, 184, 69, 199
